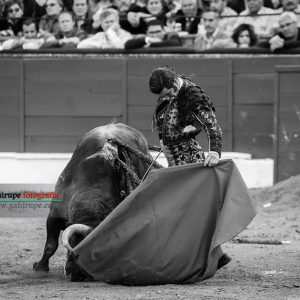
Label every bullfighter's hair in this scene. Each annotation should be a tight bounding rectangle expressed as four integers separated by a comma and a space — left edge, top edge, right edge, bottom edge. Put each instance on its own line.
149, 66, 177, 94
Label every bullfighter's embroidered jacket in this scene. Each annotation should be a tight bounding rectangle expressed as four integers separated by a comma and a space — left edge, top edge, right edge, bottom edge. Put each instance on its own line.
153, 75, 223, 166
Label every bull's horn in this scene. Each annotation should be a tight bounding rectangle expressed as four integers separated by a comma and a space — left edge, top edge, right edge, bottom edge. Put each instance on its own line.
61, 224, 92, 252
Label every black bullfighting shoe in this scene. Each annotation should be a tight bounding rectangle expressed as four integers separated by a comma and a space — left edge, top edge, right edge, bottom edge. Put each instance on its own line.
217, 253, 232, 270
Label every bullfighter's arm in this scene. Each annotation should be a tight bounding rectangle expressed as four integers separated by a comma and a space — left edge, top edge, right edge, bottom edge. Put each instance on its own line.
189, 86, 223, 157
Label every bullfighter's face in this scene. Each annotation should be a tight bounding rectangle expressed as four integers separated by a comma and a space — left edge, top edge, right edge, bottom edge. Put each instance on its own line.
159, 77, 181, 98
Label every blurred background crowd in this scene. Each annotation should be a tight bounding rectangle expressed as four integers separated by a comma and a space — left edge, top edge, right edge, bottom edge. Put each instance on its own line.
0, 0, 299, 51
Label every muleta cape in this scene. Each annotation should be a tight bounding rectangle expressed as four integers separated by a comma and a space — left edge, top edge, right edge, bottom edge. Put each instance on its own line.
72, 159, 256, 285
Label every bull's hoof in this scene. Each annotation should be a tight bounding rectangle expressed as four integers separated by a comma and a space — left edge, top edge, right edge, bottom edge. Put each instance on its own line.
217, 253, 232, 270
33, 261, 49, 272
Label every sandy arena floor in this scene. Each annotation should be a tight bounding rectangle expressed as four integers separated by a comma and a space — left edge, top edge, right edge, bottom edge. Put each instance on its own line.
0, 176, 299, 300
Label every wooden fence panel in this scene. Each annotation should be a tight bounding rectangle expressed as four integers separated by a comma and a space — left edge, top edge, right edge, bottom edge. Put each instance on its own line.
234, 74, 274, 104
0, 60, 22, 151
24, 59, 123, 117
275, 67, 300, 182
233, 59, 276, 158
23, 58, 125, 151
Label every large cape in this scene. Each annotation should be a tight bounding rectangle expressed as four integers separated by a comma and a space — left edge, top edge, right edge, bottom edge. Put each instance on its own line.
73, 159, 256, 285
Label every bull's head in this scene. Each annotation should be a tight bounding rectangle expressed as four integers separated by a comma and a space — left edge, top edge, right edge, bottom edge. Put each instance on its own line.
62, 224, 93, 282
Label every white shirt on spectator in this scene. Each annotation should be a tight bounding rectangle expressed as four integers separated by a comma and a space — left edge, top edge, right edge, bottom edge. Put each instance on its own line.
219, 6, 238, 36
237, 6, 278, 38
77, 28, 132, 49
194, 27, 230, 50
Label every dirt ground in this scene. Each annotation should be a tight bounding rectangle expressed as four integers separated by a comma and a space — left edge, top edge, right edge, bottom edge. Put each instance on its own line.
0, 175, 300, 300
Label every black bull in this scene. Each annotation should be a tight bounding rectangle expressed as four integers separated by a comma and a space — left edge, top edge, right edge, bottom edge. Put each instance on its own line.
33, 123, 161, 281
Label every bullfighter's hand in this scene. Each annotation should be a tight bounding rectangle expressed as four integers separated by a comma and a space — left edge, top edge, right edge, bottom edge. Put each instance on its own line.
204, 151, 219, 167
182, 125, 196, 133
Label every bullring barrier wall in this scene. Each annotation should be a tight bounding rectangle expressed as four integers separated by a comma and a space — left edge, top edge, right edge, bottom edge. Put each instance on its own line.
0, 53, 299, 182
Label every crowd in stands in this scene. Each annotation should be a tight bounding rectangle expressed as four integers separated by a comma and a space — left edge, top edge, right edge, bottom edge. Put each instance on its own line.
0, 0, 299, 51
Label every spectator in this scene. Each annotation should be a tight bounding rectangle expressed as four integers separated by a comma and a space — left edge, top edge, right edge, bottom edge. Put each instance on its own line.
21, 0, 36, 17
126, 2, 151, 34
227, 0, 275, 13
258, 11, 300, 51
24, 0, 58, 18
164, 0, 181, 18
88, 0, 112, 16
144, 0, 169, 23
77, 8, 132, 48
209, 0, 237, 35
275, 0, 300, 26
173, 0, 202, 34
127, 0, 169, 34
61, 0, 73, 11
114, 0, 132, 14
198, 0, 210, 11
194, 9, 230, 50
236, 0, 278, 39
22, 18, 40, 38
124, 19, 181, 49
134, 0, 147, 8
277, 0, 300, 12
91, 0, 114, 30
0, 0, 12, 36
1, 18, 45, 50
231, 23, 258, 47
271, 0, 282, 9
0, 0, 4, 16
32, 0, 47, 18
72, 0, 93, 33
39, 0, 63, 38
0, 0, 24, 36
42, 10, 87, 47
112, 0, 144, 34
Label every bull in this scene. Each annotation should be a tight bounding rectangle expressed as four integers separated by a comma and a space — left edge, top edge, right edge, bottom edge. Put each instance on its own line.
33, 123, 161, 281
